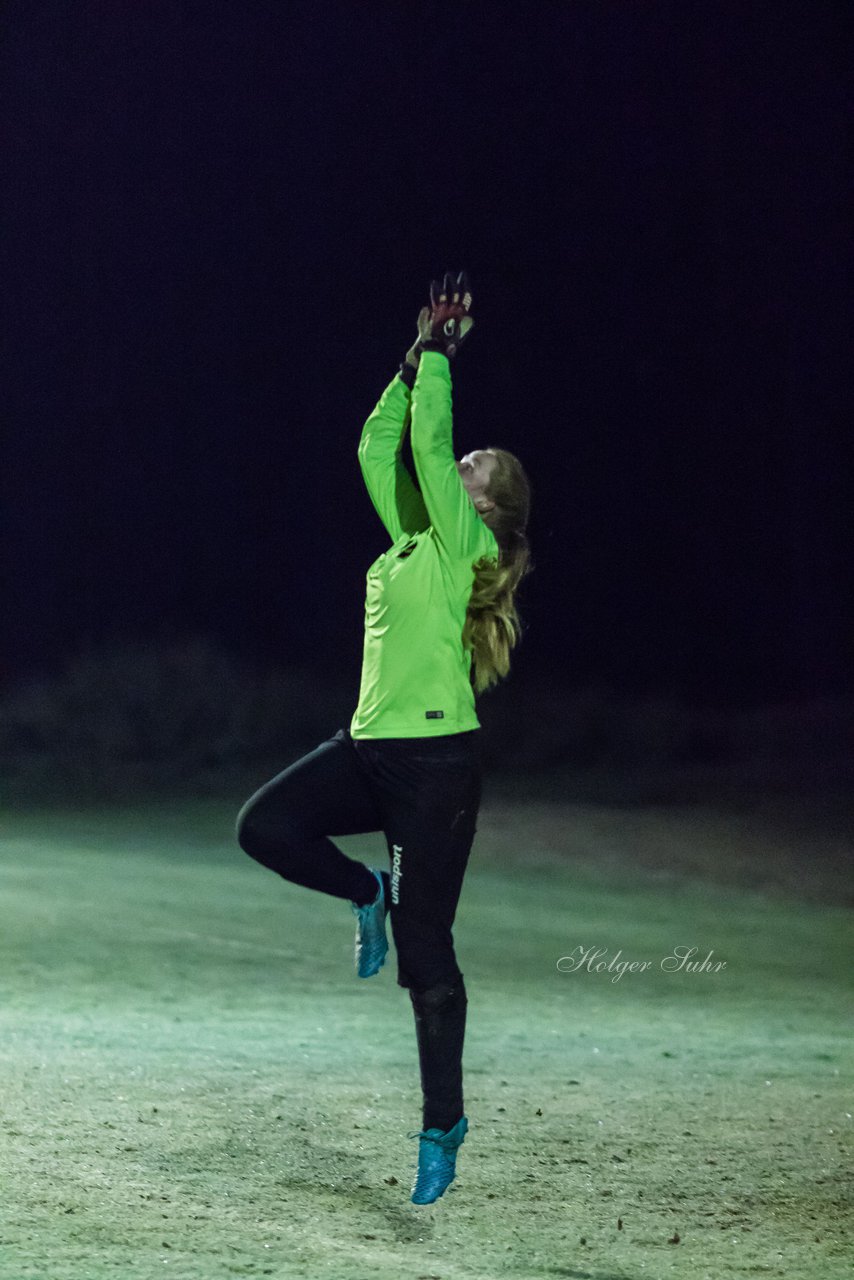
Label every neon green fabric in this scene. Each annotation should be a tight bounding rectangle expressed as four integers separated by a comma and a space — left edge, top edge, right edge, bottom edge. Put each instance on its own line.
350, 350, 499, 739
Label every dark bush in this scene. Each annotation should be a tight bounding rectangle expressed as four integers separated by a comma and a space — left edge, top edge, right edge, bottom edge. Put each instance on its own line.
0, 637, 352, 797
2, 638, 849, 804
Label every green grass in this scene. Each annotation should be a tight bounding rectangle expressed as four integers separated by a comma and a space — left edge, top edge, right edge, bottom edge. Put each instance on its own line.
1, 798, 852, 1280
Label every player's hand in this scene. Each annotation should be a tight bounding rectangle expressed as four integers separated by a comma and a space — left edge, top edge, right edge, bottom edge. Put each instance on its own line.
421, 271, 474, 359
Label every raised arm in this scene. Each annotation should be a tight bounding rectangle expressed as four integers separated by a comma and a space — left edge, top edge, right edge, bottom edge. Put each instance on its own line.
357, 370, 429, 542
407, 272, 494, 560
409, 351, 490, 559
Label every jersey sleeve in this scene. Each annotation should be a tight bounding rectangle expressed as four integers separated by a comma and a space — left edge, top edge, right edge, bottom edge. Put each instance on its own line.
358, 372, 430, 542
409, 350, 499, 562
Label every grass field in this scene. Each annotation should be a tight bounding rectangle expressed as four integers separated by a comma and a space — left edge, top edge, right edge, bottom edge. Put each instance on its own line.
1, 791, 851, 1280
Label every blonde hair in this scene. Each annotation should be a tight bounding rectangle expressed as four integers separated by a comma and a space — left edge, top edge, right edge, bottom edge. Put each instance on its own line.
462, 447, 534, 694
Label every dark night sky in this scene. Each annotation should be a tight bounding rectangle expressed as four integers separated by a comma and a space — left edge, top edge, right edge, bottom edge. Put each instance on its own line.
2, 1, 850, 707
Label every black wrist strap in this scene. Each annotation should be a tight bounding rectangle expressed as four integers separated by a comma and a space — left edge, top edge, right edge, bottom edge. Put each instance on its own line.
420, 341, 449, 357
398, 361, 416, 390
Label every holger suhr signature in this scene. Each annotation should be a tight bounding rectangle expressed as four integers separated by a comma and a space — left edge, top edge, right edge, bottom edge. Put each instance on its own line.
556, 945, 727, 982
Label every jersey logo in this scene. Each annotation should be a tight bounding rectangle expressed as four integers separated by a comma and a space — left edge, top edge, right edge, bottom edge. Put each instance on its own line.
425, 710, 445, 719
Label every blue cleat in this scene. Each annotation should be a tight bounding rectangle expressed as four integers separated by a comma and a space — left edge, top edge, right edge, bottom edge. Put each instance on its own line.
408, 1115, 469, 1204
350, 868, 388, 978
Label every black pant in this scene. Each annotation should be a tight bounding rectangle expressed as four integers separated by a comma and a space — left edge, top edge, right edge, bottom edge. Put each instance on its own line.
235, 726, 483, 1130
236, 725, 482, 990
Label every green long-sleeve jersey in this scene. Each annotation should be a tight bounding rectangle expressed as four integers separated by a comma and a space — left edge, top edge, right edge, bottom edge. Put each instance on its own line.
349, 350, 499, 739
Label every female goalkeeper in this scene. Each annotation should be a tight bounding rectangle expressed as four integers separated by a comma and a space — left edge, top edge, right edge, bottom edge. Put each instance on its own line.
236, 271, 532, 1204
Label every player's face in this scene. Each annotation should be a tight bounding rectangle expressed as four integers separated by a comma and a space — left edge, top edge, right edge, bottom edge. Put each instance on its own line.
456, 450, 498, 508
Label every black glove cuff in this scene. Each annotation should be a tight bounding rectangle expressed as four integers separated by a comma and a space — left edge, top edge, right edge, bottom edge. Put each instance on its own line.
420, 340, 449, 356
398, 361, 417, 390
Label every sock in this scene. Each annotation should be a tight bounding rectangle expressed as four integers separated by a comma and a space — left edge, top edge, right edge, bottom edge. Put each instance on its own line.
410, 977, 467, 1133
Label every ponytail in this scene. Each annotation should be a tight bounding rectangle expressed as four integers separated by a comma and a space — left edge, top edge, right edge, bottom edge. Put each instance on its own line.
463, 450, 534, 694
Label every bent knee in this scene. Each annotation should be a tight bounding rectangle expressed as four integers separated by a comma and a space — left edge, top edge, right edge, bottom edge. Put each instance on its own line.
236, 799, 265, 857
236, 797, 307, 865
